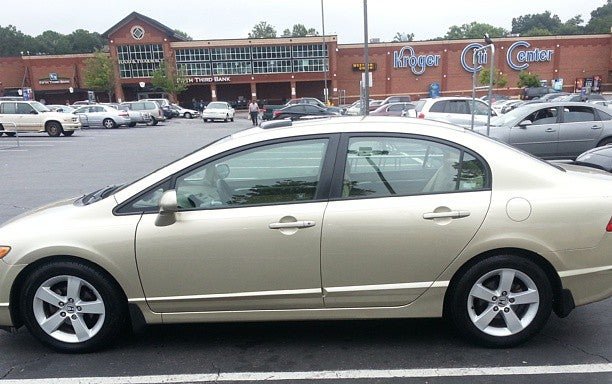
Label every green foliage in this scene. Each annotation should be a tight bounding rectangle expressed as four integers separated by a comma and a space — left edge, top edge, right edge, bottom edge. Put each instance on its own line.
517, 71, 541, 88
282, 24, 318, 37
173, 29, 193, 40
0, 25, 104, 57
443, 22, 507, 39
512, 11, 585, 35
393, 32, 414, 42
83, 52, 115, 101
478, 68, 508, 88
248, 21, 277, 38
585, 0, 612, 33
151, 62, 188, 103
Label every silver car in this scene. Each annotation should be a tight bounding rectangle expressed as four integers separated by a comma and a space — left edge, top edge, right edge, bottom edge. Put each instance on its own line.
415, 97, 498, 127
73, 104, 131, 129
475, 102, 612, 159
0, 117, 610, 352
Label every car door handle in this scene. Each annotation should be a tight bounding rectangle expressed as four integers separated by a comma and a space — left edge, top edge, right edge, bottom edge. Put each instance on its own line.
591, 125, 602, 130
545, 128, 556, 132
423, 211, 471, 220
269, 220, 316, 229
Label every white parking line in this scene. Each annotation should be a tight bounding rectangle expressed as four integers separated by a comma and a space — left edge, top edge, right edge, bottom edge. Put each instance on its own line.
0, 363, 610, 384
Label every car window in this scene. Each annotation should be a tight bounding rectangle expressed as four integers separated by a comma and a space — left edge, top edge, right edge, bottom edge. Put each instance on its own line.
175, 139, 329, 209
596, 109, 612, 120
414, 100, 426, 112
16, 103, 35, 114
0, 103, 17, 114
144, 102, 157, 109
445, 100, 469, 114
388, 104, 404, 112
304, 105, 321, 114
562, 106, 596, 123
207, 102, 225, 109
341, 136, 487, 198
525, 107, 558, 125
471, 101, 490, 116
93, 106, 104, 113
429, 101, 446, 113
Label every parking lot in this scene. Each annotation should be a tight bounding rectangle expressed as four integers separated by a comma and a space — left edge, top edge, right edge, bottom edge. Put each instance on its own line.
0, 115, 610, 383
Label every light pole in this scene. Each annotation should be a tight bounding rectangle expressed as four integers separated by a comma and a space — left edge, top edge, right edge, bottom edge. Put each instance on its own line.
362, 0, 369, 116
470, 34, 495, 135
321, 0, 329, 105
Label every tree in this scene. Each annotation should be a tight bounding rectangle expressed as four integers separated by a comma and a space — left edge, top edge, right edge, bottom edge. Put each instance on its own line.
511, 11, 562, 35
35, 31, 71, 55
282, 24, 318, 37
173, 29, 193, 41
82, 52, 115, 102
67, 29, 105, 53
150, 62, 188, 103
585, 0, 612, 33
248, 21, 277, 38
478, 68, 508, 88
442, 22, 507, 40
517, 71, 541, 88
392, 32, 414, 42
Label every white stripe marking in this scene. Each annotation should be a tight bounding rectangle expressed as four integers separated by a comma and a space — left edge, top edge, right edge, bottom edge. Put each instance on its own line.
1, 364, 610, 383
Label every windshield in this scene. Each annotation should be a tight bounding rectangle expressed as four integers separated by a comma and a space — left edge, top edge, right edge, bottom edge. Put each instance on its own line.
207, 102, 226, 109
489, 105, 537, 127
31, 102, 51, 113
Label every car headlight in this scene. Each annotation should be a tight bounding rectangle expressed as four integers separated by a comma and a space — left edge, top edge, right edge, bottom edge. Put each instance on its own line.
0, 246, 11, 259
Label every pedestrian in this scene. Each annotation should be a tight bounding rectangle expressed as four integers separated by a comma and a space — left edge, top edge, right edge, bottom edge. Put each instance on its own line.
192, 98, 197, 110
248, 99, 259, 126
199, 99, 205, 112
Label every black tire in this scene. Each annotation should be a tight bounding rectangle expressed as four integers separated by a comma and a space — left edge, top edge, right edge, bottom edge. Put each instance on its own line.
19, 260, 127, 353
62, 131, 74, 137
102, 119, 116, 129
597, 137, 612, 147
151, 118, 159, 126
184, 112, 192, 119
230, 117, 234, 122
224, 114, 228, 122
46, 122, 63, 137
128, 122, 137, 127
447, 255, 552, 348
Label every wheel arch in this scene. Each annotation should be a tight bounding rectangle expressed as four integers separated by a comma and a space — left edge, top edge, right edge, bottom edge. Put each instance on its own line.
596, 136, 612, 147
9, 255, 128, 329
44, 120, 63, 130
442, 247, 563, 318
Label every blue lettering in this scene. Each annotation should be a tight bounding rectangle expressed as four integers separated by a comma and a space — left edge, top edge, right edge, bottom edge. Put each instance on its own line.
507, 41, 554, 71
392, 46, 441, 75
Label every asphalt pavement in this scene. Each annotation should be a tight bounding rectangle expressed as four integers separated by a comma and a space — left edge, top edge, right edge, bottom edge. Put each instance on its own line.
0, 115, 609, 383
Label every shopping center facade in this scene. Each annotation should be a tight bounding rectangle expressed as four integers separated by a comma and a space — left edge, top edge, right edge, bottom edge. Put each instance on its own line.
0, 12, 610, 105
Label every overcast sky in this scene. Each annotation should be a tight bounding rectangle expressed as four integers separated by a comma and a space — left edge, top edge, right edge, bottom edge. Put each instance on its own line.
1, 0, 607, 43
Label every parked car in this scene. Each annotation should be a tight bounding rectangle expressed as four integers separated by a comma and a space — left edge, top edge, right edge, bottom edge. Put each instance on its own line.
170, 104, 200, 119
368, 100, 384, 111
588, 100, 611, 109
202, 101, 235, 122
0, 116, 610, 352
119, 101, 160, 126
272, 104, 339, 120
573, 145, 612, 172
521, 87, 551, 100
344, 99, 375, 116
381, 95, 412, 105
284, 97, 342, 115
474, 101, 612, 159
142, 98, 173, 119
539, 92, 569, 102
415, 97, 497, 127
46, 105, 76, 114
0, 100, 80, 137
73, 104, 131, 129
556, 93, 607, 102
370, 102, 416, 117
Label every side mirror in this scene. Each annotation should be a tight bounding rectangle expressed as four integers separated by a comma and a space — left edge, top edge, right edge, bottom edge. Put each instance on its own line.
30, 110, 38, 115
155, 190, 178, 227
518, 119, 533, 128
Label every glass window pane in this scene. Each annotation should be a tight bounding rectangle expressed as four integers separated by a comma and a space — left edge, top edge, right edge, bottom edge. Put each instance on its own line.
175, 139, 329, 209
563, 106, 596, 123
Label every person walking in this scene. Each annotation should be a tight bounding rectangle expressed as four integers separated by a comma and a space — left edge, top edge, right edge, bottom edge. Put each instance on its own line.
248, 99, 259, 126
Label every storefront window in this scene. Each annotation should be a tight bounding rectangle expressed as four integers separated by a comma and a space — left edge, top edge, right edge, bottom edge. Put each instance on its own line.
117, 44, 164, 78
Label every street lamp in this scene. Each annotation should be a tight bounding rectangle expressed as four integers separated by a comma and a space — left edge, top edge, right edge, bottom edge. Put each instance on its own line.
470, 33, 495, 135
362, 0, 369, 116
321, 0, 329, 105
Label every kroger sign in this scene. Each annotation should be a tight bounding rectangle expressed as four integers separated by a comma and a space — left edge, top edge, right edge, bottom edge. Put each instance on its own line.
393, 46, 441, 75
460, 40, 554, 73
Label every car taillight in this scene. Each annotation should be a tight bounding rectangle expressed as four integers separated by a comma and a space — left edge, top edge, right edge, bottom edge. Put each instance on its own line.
418, 112, 425, 119
606, 217, 612, 232
119, 111, 129, 117
273, 111, 280, 117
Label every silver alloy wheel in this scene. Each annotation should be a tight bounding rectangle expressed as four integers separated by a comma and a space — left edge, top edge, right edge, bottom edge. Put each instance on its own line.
467, 268, 539, 337
32, 275, 106, 343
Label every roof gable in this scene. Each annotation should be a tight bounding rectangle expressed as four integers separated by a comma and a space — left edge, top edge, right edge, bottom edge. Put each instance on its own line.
102, 11, 187, 41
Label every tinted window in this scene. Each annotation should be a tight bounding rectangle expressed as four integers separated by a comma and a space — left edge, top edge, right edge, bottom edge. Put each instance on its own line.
0, 103, 17, 114
471, 101, 490, 116
445, 100, 469, 114
144, 102, 157, 110
341, 137, 487, 198
414, 100, 426, 112
525, 107, 558, 125
16, 103, 35, 114
597, 109, 612, 120
304, 105, 322, 114
563, 106, 596, 123
429, 101, 446, 112
175, 139, 329, 209
207, 102, 226, 109
388, 104, 404, 112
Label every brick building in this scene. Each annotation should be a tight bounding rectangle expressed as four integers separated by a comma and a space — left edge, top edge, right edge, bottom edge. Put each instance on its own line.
0, 12, 610, 106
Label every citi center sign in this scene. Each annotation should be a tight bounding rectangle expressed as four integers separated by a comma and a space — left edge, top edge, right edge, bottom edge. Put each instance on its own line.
460, 40, 554, 73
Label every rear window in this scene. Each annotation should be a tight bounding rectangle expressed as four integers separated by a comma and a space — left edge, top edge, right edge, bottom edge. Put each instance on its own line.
144, 102, 157, 109
429, 101, 446, 112
0, 102, 16, 114
414, 100, 426, 112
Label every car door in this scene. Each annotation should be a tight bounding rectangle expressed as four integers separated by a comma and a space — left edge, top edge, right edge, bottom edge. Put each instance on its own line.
321, 134, 491, 308
386, 104, 405, 116
0, 102, 17, 131
89, 106, 105, 126
557, 105, 603, 157
132, 136, 337, 313
469, 99, 497, 125
15, 102, 40, 131
509, 106, 560, 158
